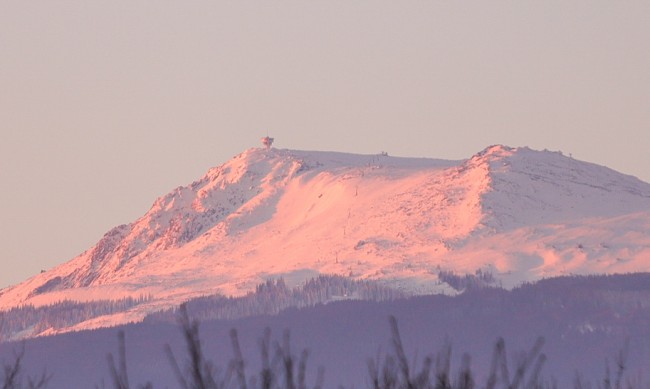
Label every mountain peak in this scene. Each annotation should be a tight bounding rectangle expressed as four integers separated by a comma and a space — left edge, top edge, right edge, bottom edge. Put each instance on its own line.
3, 145, 650, 337
474, 145, 650, 231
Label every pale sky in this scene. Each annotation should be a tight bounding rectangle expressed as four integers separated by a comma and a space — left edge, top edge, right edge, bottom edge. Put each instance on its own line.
1, 1, 649, 288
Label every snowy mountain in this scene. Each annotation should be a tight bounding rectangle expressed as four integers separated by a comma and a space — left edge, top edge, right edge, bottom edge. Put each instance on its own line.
1, 145, 650, 335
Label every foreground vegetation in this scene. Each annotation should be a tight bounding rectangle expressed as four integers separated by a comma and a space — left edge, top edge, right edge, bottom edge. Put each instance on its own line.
1, 306, 635, 389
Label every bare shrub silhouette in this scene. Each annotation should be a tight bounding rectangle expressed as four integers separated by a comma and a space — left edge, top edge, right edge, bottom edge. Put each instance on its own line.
162, 304, 323, 389
0, 345, 50, 389
0, 318, 50, 389
368, 316, 548, 389
574, 341, 629, 389
165, 305, 225, 389
100, 311, 634, 389
106, 331, 152, 389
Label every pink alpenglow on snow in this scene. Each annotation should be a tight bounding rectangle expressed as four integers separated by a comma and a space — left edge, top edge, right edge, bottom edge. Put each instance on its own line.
2, 145, 650, 336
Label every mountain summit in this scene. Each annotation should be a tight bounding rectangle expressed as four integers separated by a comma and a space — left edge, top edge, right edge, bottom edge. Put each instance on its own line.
2, 145, 650, 329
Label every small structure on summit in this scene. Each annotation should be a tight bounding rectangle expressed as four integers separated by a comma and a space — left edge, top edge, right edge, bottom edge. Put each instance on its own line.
261, 136, 274, 150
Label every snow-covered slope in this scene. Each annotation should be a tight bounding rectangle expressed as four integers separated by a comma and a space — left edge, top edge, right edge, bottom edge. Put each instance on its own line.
2, 145, 650, 333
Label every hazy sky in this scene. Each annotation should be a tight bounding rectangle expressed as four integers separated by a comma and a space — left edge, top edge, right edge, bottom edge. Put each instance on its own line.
1, 1, 649, 288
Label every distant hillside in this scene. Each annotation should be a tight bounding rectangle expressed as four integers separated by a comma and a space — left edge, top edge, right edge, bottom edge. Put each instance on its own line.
2, 273, 650, 388
0, 275, 405, 341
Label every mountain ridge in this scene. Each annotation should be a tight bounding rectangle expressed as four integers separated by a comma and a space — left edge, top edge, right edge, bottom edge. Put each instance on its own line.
2, 145, 650, 335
